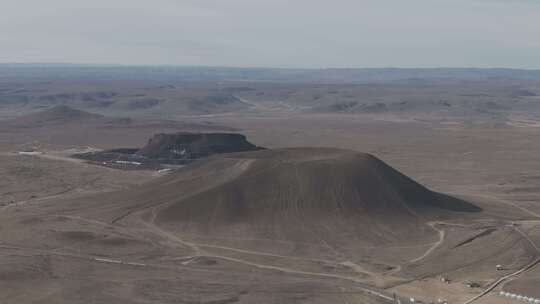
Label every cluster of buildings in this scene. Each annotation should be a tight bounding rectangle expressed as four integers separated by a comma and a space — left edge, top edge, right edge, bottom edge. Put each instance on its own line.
499, 291, 540, 304
403, 297, 447, 304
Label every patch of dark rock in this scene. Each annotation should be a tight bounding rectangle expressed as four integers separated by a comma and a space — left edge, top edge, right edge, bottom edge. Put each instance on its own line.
453, 228, 496, 249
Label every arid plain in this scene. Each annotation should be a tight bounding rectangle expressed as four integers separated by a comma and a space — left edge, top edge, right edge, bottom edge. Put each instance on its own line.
1, 67, 540, 304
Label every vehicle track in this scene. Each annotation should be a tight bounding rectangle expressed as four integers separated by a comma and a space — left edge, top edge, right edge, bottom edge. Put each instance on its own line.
408, 222, 446, 263
136, 203, 396, 303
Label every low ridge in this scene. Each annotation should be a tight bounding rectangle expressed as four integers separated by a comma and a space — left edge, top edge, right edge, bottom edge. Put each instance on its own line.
5, 105, 103, 127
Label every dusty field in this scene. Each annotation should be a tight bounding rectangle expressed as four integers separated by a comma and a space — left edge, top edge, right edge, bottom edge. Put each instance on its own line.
1, 76, 540, 303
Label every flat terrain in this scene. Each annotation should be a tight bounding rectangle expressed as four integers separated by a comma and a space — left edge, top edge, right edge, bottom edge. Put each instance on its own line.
1, 68, 540, 304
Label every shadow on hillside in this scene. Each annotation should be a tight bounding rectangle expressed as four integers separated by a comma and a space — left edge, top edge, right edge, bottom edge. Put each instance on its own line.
432, 191, 483, 212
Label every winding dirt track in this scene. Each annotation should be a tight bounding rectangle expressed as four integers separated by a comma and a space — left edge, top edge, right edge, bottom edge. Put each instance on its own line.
0, 205, 394, 301
408, 222, 446, 263
147, 203, 395, 300
142, 216, 396, 301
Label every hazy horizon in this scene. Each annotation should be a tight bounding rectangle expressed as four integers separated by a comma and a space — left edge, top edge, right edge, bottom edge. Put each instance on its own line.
2, 63, 540, 72
2, 0, 540, 69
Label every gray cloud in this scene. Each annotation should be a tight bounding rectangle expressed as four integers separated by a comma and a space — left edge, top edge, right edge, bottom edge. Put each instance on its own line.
1, 0, 539, 68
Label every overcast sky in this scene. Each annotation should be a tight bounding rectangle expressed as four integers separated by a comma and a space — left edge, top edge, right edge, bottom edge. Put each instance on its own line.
1, 0, 539, 68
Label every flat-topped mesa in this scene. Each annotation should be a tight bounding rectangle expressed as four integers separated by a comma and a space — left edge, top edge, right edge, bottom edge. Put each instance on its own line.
135, 132, 262, 160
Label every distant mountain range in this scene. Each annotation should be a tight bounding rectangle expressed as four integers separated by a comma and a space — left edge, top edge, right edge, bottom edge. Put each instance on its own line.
2, 64, 540, 83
